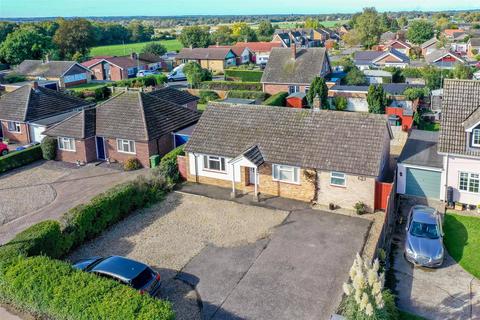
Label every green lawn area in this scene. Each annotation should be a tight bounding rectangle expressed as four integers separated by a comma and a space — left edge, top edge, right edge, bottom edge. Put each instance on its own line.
197, 103, 207, 112
68, 83, 108, 91
399, 310, 427, 320
444, 213, 480, 279
90, 39, 183, 57
418, 120, 440, 132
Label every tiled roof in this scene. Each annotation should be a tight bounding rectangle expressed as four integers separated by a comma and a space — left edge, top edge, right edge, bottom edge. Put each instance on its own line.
243, 145, 264, 166
43, 108, 96, 139
469, 38, 480, 47
148, 87, 199, 105
398, 130, 443, 168
386, 39, 412, 49
261, 47, 330, 85
176, 48, 235, 60
185, 103, 391, 176
425, 49, 465, 64
95, 91, 200, 141
0, 85, 90, 122
15, 60, 86, 78
354, 49, 409, 64
438, 79, 480, 155
234, 42, 282, 52
421, 37, 438, 49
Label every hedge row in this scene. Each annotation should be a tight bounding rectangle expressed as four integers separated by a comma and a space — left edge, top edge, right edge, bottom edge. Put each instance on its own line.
0, 256, 174, 320
224, 69, 263, 82
198, 81, 262, 91
263, 92, 289, 106
0, 145, 43, 174
156, 145, 185, 185
227, 90, 270, 101
112, 74, 167, 88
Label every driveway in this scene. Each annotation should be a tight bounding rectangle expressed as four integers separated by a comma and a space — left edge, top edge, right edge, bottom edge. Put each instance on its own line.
390, 199, 480, 319
0, 161, 143, 244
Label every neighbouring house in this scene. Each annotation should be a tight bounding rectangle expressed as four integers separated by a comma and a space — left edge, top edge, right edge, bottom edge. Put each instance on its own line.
0, 82, 91, 144
15, 60, 91, 89
421, 37, 440, 57
338, 24, 351, 36
148, 86, 199, 111
397, 130, 443, 199
184, 102, 392, 212
425, 49, 466, 69
209, 45, 253, 65
354, 49, 410, 70
0, 80, 58, 93
438, 79, 480, 206
430, 88, 443, 118
43, 89, 201, 167
261, 46, 332, 95
233, 42, 282, 65
378, 39, 412, 56
442, 29, 467, 41
273, 30, 312, 48
467, 38, 480, 58
286, 92, 307, 108
175, 47, 237, 73
363, 69, 393, 85
82, 53, 165, 81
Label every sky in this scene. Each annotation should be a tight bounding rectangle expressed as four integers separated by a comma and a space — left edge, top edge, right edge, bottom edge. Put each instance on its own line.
0, 0, 479, 18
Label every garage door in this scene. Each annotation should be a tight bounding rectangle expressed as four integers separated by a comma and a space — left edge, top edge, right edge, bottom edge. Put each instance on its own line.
405, 167, 441, 199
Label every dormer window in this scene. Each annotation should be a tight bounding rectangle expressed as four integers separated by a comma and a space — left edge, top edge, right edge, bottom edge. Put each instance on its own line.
473, 129, 480, 147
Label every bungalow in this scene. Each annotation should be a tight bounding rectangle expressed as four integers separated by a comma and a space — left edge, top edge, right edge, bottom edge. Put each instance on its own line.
467, 38, 480, 58
184, 102, 392, 211
43, 89, 201, 167
261, 46, 332, 95
272, 30, 312, 48
15, 60, 91, 89
175, 47, 237, 73
425, 49, 466, 69
442, 29, 467, 41
0, 82, 90, 144
208, 45, 253, 65
421, 37, 440, 57
363, 69, 393, 85
233, 42, 282, 65
148, 86, 199, 111
354, 49, 410, 70
383, 39, 412, 56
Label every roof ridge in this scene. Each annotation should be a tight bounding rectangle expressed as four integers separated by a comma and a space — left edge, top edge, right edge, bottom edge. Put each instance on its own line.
23, 85, 32, 122
138, 92, 150, 141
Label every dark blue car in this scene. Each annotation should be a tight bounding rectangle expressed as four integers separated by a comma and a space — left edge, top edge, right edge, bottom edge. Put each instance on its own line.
73, 256, 161, 296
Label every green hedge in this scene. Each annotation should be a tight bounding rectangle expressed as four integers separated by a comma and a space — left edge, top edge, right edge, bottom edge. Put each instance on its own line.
0, 256, 174, 320
198, 90, 220, 104
156, 145, 185, 185
198, 81, 262, 91
228, 90, 270, 101
263, 92, 289, 106
224, 69, 263, 82
113, 74, 167, 88
0, 145, 43, 174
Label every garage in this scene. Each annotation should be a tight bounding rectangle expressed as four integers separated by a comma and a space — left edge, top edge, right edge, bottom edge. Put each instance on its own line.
405, 167, 441, 199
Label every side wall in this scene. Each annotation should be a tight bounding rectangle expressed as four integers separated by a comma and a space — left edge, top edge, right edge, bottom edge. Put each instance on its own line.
104, 138, 151, 168
1, 121, 29, 144
443, 155, 480, 205
263, 83, 309, 95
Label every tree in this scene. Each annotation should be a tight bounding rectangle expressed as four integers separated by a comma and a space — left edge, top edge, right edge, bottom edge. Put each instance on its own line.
407, 20, 434, 45
141, 42, 167, 56
353, 8, 382, 49
183, 62, 210, 88
0, 26, 53, 64
342, 29, 361, 46
397, 16, 408, 29
0, 22, 17, 43
211, 26, 234, 45
304, 18, 321, 29
345, 67, 366, 85
179, 26, 211, 48
257, 20, 275, 38
53, 18, 95, 59
403, 87, 429, 100
231, 22, 257, 42
421, 65, 445, 90
452, 63, 473, 79
306, 77, 328, 108
333, 96, 348, 111
128, 21, 153, 42
367, 84, 387, 114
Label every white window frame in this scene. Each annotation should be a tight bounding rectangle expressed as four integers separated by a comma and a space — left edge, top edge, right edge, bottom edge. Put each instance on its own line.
472, 129, 480, 147
7, 121, 21, 133
58, 137, 76, 152
330, 171, 347, 187
288, 85, 300, 94
116, 139, 136, 154
459, 171, 480, 193
272, 164, 300, 184
203, 155, 226, 173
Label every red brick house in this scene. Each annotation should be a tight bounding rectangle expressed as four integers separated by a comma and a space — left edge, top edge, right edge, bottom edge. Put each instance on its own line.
233, 42, 282, 65
261, 46, 331, 95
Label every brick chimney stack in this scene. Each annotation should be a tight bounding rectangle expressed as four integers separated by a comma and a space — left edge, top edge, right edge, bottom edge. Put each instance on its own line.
130, 52, 137, 60
32, 81, 39, 91
291, 43, 297, 60
313, 94, 321, 111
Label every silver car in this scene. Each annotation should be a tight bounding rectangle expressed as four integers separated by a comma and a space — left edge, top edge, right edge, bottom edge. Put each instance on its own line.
404, 205, 444, 267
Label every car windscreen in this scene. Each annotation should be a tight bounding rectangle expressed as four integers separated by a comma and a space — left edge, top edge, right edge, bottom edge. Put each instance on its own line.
410, 221, 440, 239
131, 267, 155, 289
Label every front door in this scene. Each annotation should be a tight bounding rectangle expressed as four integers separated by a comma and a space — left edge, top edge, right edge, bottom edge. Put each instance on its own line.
96, 137, 106, 160
249, 167, 256, 185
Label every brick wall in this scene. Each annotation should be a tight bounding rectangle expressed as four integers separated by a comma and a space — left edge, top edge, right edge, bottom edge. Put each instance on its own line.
156, 134, 174, 157
90, 64, 105, 80
1, 121, 29, 144
110, 66, 126, 81
263, 83, 309, 95
104, 138, 151, 168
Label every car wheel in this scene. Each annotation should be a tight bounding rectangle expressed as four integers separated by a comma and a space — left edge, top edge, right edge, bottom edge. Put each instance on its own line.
1, 150, 8, 156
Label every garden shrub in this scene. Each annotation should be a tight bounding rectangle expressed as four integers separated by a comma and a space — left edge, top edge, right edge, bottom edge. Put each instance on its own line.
199, 90, 220, 104
224, 69, 263, 82
333, 96, 348, 111
0, 145, 43, 174
41, 136, 56, 160
263, 92, 288, 106
2, 73, 26, 84
124, 157, 142, 171
157, 145, 185, 185
198, 81, 262, 91
354, 201, 367, 215
227, 90, 270, 101
0, 256, 175, 320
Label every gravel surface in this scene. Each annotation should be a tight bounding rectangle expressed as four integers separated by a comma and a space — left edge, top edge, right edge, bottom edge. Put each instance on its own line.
68, 192, 288, 320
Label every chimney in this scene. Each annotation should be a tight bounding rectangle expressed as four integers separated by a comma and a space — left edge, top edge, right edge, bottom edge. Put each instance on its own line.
291, 43, 297, 60
45, 54, 50, 63
32, 81, 39, 91
313, 94, 321, 111
130, 52, 137, 60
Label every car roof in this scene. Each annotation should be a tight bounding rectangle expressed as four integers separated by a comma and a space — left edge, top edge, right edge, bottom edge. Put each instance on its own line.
90, 256, 149, 282
411, 206, 438, 224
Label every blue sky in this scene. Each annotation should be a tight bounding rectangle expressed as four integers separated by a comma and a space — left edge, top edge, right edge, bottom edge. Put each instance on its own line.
1, 0, 479, 18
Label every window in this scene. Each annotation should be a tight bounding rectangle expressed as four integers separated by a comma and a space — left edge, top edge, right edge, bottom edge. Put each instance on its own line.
473, 129, 480, 147
7, 121, 21, 133
64, 73, 87, 83
203, 155, 226, 172
288, 86, 300, 94
459, 172, 480, 193
117, 139, 136, 154
272, 164, 300, 184
58, 137, 75, 151
330, 172, 346, 187
127, 68, 135, 76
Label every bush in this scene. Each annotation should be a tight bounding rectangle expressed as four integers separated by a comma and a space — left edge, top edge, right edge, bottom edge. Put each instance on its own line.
354, 201, 367, 215
112, 74, 167, 89
0, 256, 175, 320
41, 136, 56, 160
224, 69, 263, 82
123, 157, 142, 171
0, 145, 43, 174
198, 81, 262, 91
198, 90, 220, 104
227, 90, 270, 101
263, 92, 288, 106
333, 96, 348, 111
156, 145, 185, 185
2, 73, 26, 84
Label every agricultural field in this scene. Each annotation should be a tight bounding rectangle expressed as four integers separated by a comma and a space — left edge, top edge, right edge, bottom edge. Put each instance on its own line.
90, 39, 183, 56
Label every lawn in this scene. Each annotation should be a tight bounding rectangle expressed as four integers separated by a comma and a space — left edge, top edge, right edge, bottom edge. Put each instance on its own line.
418, 120, 440, 131
68, 83, 108, 91
444, 213, 480, 279
90, 39, 183, 56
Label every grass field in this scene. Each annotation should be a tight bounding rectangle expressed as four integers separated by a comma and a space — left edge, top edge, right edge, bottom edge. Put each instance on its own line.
90, 39, 183, 56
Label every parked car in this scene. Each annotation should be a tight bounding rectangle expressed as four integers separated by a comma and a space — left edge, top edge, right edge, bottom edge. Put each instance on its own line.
73, 256, 161, 296
167, 64, 187, 81
404, 205, 444, 267
0, 141, 8, 156
136, 70, 157, 77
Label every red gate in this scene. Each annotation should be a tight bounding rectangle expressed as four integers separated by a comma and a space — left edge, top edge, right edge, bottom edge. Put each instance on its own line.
375, 181, 393, 211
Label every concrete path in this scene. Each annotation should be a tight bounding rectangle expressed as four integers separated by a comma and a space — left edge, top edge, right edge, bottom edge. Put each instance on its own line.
0, 307, 23, 320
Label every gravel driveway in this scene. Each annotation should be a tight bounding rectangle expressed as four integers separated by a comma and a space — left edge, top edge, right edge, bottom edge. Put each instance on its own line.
68, 192, 288, 320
